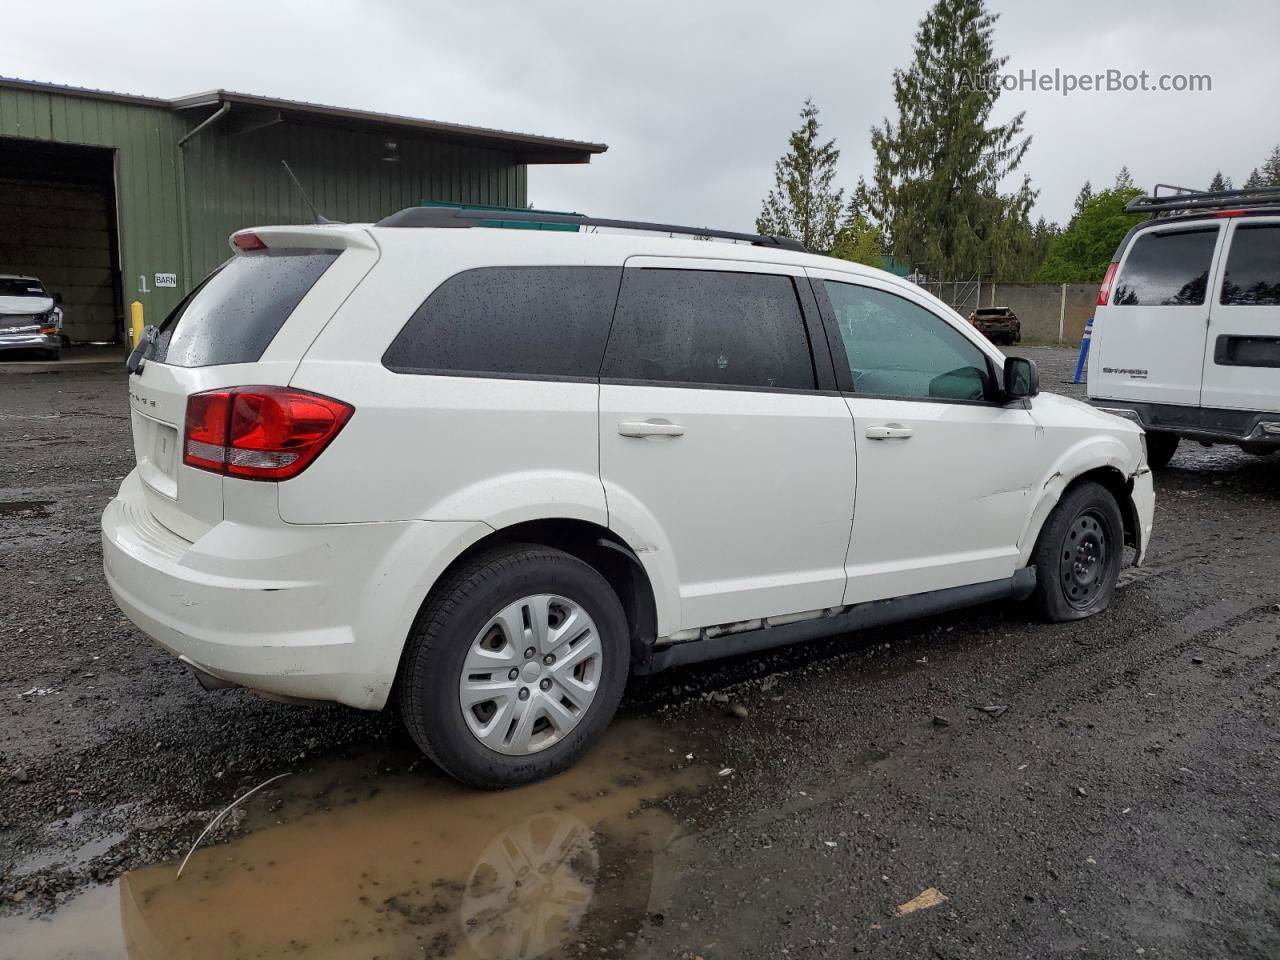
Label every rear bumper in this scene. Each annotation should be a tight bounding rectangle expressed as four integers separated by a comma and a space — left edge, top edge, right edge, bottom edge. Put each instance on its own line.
101, 469, 485, 710
1089, 398, 1280, 446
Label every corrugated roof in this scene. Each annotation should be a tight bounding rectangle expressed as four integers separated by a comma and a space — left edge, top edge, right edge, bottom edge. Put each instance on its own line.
0, 76, 607, 164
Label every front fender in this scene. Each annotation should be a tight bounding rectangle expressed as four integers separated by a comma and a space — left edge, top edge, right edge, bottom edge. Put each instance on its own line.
1016, 434, 1141, 567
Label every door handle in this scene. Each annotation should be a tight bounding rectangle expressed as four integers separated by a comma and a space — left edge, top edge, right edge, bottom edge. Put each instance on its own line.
618, 419, 685, 438
865, 423, 913, 440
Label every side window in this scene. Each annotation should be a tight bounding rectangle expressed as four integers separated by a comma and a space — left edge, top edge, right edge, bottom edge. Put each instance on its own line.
1113, 228, 1218, 306
822, 281, 992, 402
601, 269, 815, 390
382, 266, 621, 378
1220, 224, 1280, 305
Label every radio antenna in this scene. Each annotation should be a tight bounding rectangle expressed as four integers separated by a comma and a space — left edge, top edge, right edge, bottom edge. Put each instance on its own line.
280, 160, 334, 224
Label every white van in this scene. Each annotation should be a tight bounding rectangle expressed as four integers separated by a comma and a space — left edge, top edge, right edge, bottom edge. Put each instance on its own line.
103, 206, 1153, 787
1088, 186, 1280, 466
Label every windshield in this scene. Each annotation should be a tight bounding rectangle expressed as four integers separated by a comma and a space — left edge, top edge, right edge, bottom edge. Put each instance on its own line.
0, 278, 48, 298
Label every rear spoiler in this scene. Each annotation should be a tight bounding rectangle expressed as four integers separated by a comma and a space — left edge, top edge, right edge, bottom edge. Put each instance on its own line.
228, 225, 377, 254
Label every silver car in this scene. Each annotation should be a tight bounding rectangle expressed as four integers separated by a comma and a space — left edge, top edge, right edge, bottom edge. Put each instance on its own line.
0, 275, 63, 360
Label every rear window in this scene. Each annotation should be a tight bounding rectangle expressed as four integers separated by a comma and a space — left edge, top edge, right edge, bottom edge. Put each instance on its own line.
1220, 224, 1280, 305
1113, 228, 1218, 306
152, 249, 338, 367
382, 266, 621, 379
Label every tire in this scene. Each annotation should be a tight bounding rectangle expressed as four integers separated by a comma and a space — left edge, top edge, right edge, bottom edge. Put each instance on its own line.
1145, 431, 1179, 469
1030, 481, 1125, 622
399, 544, 629, 788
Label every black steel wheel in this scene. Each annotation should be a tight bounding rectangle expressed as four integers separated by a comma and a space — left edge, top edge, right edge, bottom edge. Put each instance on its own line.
1030, 481, 1124, 622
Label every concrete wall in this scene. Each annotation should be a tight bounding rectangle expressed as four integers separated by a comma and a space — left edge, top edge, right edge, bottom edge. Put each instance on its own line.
935, 282, 1099, 345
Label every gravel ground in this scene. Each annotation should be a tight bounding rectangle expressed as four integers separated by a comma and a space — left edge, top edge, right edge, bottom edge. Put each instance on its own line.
1, 348, 1277, 959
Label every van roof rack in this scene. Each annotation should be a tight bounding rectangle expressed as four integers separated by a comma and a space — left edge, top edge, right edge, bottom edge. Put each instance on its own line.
375, 205, 809, 251
1126, 183, 1280, 219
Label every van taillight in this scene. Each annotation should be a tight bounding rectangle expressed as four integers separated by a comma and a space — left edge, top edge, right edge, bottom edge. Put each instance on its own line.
183, 387, 353, 481
1097, 261, 1119, 306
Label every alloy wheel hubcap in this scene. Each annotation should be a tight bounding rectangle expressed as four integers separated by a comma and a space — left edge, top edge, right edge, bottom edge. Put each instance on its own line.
1059, 509, 1110, 609
459, 594, 602, 756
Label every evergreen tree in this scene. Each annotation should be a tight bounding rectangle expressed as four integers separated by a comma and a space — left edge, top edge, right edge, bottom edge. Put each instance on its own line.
1114, 166, 1135, 190
1261, 145, 1280, 186
1207, 171, 1233, 192
1068, 181, 1093, 228
756, 98, 844, 251
1243, 168, 1265, 189
865, 0, 1035, 279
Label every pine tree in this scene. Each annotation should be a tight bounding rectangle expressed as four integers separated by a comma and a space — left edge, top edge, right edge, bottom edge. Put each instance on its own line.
1261, 145, 1280, 186
1068, 181, 1093, 228
1114, 166, 1135, 190
1207, 171, 1233, 192
756, 98, 844, 251
865, 0, 1035, 279
1243, 168, 1265, 189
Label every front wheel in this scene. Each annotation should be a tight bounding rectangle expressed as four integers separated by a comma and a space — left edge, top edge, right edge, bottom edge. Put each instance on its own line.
1030, 481, 1125, 622
399, 545, 629, 788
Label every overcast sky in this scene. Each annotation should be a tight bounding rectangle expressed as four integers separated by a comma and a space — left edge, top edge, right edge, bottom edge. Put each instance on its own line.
4, 0, 1277, 233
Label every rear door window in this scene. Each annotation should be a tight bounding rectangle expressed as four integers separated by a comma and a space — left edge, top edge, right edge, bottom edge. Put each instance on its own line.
1220, 224, 1280, 305
153, 249, 339, 367
382, 266, 621, 379
600, 269, 815, 390
1113, 228, 1218, 306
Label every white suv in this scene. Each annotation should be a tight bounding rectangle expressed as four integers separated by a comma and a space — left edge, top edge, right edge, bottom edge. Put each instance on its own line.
102, 207, 1154, 787
1089, 185, 1280, 465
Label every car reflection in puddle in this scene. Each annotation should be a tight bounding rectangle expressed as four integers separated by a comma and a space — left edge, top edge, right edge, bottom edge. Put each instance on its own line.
1, 719, 704, 960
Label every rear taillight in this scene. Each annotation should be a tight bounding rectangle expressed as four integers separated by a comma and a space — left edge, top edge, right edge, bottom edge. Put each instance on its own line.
1097, 261, 1119, 306
183, 386, 353, 481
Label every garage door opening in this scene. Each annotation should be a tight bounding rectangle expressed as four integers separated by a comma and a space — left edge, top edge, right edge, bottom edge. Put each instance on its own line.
0, 138, 122, 343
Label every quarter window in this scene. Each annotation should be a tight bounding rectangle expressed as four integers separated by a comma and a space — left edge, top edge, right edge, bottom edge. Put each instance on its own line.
823, 281, 992, 402
382, 266, 621, 378
1220, 224, 1280, 306
1113, 228, 1218, 306
601, 269, 815, 389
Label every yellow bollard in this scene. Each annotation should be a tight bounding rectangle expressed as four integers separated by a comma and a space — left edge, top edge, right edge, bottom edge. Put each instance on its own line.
129, 301, 144, 347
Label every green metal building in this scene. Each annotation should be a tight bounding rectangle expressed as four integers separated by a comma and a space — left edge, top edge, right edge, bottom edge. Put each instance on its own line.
0, 77, 606, 342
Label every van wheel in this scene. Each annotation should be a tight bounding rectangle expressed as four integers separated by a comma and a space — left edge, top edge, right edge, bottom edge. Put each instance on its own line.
399, 544, 629, 788
1031, 481, 1124, 622
1145, 431, 1179, 468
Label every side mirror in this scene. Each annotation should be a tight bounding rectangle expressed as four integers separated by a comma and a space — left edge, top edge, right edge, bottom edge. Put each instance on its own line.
1003, 356, 1039, 401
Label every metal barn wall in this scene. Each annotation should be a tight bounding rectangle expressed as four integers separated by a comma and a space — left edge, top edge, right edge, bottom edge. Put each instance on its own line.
0, 84, 530, 337
0, 85, 190, 326
180, 119, 527, 281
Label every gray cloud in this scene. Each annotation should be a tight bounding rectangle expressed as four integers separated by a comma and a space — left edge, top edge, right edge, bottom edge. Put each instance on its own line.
4, 0, 1276, 240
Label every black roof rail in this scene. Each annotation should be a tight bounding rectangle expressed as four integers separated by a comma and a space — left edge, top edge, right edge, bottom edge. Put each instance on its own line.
1126, 184, 1280, 218
374, 205, 809, 252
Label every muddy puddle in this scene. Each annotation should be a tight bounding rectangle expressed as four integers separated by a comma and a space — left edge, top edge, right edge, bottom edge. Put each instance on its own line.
0, 720, 705, 960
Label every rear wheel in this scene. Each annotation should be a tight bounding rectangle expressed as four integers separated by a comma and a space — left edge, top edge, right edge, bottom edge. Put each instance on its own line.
399, 545, 629, 788
1145, 431, 1179, 468
1031, 481, 1125, 622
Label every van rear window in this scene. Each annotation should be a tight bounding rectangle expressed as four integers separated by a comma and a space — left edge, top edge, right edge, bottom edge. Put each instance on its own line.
152, 250, 338, 367
1113, 228, 1218, 307
1221, 224, 1280, 305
